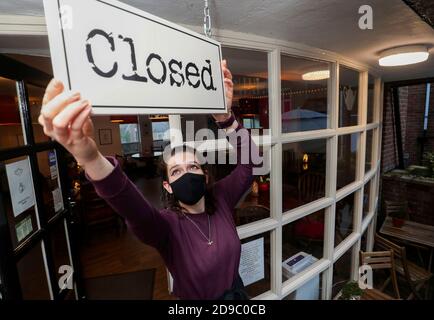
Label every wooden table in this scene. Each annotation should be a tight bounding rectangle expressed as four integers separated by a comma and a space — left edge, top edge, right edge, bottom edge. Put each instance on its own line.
380, 216, 434, 270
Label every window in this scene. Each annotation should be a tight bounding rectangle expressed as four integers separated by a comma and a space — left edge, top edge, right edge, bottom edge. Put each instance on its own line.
335, 193, 355, 247
120, 123, 140, 155
339, 66, 359, 127
281, 55, 330, 133
337, 133, 359, 190
282, 139, 327, 212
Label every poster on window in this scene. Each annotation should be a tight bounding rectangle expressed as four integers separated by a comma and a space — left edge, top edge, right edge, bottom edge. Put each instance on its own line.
238, 237, 265, 286
43, 0, 227, 115
5, 159, 36, 217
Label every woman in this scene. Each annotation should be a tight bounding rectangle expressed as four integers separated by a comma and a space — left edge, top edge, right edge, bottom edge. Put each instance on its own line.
38, 60, 260, 300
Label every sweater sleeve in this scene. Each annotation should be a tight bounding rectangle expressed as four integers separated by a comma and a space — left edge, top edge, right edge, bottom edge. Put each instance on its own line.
84, 156, 170, 251
214, 122, 261, 209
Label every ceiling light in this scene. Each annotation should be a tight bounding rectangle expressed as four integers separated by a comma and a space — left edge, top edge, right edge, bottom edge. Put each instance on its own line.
302, 70, 330, 81
379, 45, 429, 67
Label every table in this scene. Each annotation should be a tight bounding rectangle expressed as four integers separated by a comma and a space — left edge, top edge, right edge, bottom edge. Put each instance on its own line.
380, 216, 434, 270
361, 288, 397, 300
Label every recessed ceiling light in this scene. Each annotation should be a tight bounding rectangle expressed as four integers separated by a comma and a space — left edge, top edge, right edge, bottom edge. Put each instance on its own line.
302, 70, 330, 81
379, 45, 429, 67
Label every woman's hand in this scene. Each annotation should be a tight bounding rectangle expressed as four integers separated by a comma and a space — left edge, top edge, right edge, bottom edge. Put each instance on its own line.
39, 79, 114, 180
212, 59, 233, 122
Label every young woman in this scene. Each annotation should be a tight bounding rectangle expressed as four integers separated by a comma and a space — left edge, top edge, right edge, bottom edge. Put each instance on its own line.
38, 60, 260, 300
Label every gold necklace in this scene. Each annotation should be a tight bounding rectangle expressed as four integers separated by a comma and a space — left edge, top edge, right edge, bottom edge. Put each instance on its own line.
181, 212, 213, 245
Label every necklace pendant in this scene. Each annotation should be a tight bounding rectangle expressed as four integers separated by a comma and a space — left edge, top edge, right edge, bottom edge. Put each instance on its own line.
208, 241, 213, 245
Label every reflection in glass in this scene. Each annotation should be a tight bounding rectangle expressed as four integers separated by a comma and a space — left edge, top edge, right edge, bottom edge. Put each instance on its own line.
365, 130, 373, 173
282, 210, 324, 282
335, 193, 355, 247
0, 77, 25, 150
240, 232, 270, 298
362, 181, 371, 220
182, 47, 269, 140
283, 273, 323, 300
281, 55, 329, 133
332, 246, 354, 298
37, 150, 64, 220
367, 74, 375, 124
17, 241, 51, 299
209, 146, 271, 226
339, 66, 359, 127
27, 83, 50, 144
337, 133, 359, 190
282, 140, 327, 212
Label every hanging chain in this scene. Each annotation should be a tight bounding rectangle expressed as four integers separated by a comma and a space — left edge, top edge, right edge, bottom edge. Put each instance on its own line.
203, 0, 212, 38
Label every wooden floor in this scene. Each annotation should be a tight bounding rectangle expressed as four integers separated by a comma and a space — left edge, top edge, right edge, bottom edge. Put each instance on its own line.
79, 174, 177, 300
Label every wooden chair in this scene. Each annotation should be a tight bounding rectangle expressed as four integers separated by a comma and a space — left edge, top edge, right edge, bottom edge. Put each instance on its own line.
359, 250, 400, 299
375, 233, 432, 300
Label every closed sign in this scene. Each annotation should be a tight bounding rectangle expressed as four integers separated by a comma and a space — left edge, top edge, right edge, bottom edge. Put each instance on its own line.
43, 0, 227, 115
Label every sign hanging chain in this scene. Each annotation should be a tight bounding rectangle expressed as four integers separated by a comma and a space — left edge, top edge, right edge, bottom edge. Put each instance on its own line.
203, 0, 212, 38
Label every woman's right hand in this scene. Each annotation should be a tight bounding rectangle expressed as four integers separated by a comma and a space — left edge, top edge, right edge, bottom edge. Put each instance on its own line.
38, 79, 99, 166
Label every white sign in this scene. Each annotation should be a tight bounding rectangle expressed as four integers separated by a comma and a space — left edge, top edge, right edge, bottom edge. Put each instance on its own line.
48, 150, 58, 180
239, 237, 265, 286
5, 159, 36, 217
52, 187, 64, 213
43, 0, 227, 115
15, 215, 33, 242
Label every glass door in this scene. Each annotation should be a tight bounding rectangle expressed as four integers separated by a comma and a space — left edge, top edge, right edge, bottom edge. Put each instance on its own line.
0, 55, 82, 300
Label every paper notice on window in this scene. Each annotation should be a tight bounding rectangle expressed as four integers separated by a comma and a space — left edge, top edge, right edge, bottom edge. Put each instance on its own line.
239, 237, 265, 286
48, 150, 58, 180
5, 159, 36, 217
15, 215, 33, 242
52, 187, 64, 212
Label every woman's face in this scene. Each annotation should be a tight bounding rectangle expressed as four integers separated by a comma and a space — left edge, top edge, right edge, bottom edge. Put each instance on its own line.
162, 151, 207, 195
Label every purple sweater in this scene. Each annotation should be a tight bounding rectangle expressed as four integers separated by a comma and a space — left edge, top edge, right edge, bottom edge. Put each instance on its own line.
86, 124, 259, 299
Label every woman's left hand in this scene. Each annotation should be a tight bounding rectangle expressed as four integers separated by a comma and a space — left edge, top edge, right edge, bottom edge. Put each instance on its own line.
212, 59, 233, 122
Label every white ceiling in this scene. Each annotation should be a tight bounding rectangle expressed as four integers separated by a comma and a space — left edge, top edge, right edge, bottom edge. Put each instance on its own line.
1, 0, 434, 82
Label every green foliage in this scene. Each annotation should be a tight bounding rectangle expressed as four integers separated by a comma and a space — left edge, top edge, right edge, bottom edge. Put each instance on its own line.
340, 281, 364, 300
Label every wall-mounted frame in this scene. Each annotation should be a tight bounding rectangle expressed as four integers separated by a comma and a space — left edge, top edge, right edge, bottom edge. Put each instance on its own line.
99, 128, 113, 145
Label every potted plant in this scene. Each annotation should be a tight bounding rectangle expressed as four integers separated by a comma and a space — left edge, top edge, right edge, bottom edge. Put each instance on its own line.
390, 206, 407, 228
258, 176, 270, 192
340, 281, 364, 300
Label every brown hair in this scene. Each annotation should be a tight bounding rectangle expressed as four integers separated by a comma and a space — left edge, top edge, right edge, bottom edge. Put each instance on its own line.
158, 144, 216, 215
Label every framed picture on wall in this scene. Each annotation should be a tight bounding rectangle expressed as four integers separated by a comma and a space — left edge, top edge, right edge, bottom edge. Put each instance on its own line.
99, 129, 112, 145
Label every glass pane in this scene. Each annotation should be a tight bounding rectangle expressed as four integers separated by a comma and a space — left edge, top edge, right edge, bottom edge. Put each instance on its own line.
332, 246, 354, 298
17, 241, 51, 299
339, 66, 359, 127
240, 232, 270, 298
282, 140, 327, 212
27, 83, 50, 144
182, 47, 269, 140
337, 133, 359, 190
51, 221, 72, 293
0, 77, 25, 150
367, 74, 375, 124
0, 156, 39, 248
361, 227, 369, 252
283, 272, 323, 300
335, 193, 355, 247
209, 146, 271, 226
282, 210, 325, 282
281, 55, 329, 133
362, 180, 371, 220
365, 130, 373, 173
36, 150, 64, 220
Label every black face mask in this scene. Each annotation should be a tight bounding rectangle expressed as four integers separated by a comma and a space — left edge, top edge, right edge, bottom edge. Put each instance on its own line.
169, 173, 206, 205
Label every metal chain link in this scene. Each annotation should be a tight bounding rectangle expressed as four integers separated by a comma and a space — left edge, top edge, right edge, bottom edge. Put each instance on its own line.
203, 0, 212, 38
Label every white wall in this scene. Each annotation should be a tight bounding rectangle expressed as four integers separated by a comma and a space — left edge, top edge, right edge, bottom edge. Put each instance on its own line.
91, 115, 122, 157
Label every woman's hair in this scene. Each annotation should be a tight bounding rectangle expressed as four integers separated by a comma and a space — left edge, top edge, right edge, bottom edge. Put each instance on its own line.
158, 144, 216, 215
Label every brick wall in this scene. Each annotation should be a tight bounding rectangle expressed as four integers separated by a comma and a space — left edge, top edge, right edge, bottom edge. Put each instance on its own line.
381, 84, 432, 172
